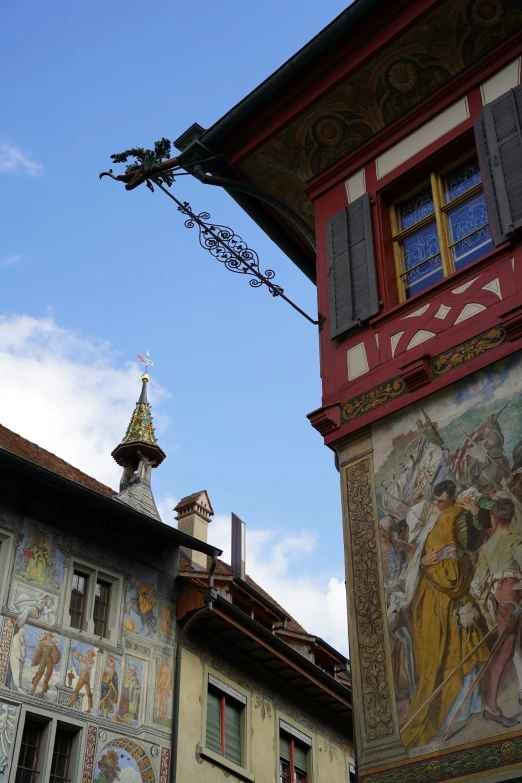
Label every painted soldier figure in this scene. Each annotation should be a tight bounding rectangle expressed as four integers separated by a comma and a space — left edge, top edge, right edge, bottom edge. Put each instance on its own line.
30, 632, 61, 698
378, 516, 416, 700
66, 649, 95, 712
471, 498, 522, 727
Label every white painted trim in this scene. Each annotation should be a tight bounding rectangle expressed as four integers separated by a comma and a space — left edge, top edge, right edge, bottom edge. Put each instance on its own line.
376, 98, 469, 179
347, 342, 369, 381
345, 168, 366, 203
481, 58, 521, 105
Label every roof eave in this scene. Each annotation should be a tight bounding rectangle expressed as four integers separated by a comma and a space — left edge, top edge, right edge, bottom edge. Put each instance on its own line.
0, 446, 222, 557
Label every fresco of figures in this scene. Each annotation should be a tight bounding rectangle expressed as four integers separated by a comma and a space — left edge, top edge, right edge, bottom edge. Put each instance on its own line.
5, 622, 65, 700
0, 699, 20, 783
373, 352, 522, 756
153, 657, 173, 728
13, 524, 63, 591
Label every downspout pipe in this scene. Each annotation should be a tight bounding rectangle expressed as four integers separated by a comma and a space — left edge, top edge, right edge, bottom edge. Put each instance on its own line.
170, 554, 218, 783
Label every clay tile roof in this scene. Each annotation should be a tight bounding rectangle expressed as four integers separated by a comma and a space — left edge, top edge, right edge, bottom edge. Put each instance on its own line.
0, 424, 115, 498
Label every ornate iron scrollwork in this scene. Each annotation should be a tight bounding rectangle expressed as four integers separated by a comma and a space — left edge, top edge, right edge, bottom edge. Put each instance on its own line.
182, 206, 283, 296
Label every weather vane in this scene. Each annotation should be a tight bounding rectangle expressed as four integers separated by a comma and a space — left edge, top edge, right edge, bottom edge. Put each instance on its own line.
137, 351, 154, 380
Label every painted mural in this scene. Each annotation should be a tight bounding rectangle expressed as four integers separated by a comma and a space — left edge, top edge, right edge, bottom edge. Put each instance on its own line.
373, 351, 522, 756
0, 699, 19, 783
153, 657, 173, 729
94, 738, 156, 783
124, 568, 158, 638
0, 504, 174, 783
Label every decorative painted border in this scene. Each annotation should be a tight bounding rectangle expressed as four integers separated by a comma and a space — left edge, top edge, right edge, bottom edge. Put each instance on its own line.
0, 618, 14, 685
81, 724, 98, 783
339, 327, 508, 424
362, 735, 522, 783
160, 746, 170, 783
429, 326, 507, 378
346, 458, 394, 741
341, 377, 407, 423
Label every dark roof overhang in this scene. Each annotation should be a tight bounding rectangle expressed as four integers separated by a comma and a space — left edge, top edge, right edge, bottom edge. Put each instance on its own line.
0, 445, 222, 559
174, 0, 386, 281
184, 597, 352, 725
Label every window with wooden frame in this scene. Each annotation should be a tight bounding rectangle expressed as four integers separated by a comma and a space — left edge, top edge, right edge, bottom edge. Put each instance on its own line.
49, 728, 72, 783
93, 579, 111, 637
205, 676, 245, 767
15, 719, 42, 783
65, 560, 121, 641
279, 730, 310, 783
390, 153, 493, 301
69, 571, 88, 631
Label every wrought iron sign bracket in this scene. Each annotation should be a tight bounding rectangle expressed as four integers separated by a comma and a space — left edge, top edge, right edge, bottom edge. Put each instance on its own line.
100, 164, 323, 329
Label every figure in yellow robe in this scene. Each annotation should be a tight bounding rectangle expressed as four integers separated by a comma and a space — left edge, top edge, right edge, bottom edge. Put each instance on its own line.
21, 537, 54, 585
402, 491, 488, 750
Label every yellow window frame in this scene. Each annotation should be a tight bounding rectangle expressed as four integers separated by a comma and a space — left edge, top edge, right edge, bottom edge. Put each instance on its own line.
390, 155, 488, 303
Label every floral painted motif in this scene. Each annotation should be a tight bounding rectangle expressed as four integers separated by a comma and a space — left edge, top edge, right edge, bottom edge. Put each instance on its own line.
239, 0, 522, 227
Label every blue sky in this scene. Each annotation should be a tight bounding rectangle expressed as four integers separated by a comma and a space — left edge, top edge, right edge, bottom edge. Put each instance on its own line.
0, 0, 350, 652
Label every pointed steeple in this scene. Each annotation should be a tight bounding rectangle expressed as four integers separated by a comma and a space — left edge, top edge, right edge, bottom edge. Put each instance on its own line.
112, 371, 166, 520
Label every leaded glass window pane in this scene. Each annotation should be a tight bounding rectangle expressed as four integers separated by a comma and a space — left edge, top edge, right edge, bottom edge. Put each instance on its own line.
398, 186, 434, 230
444, 157, 482, 202
447, 191, 492, 270
401, 221, 443, 298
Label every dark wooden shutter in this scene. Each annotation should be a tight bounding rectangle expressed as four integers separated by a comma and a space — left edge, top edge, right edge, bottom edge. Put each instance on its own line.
326, 193, 378, 339
475, 83, 522, 244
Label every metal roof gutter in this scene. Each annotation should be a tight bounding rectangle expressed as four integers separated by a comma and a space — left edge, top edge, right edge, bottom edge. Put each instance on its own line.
0, 446, 222, 558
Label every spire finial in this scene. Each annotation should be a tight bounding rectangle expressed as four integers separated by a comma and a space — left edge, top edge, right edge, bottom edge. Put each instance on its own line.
137, 351, 154, 383
111, 351, 166, 478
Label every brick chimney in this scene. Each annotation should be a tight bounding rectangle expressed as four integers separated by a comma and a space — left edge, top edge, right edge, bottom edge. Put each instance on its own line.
175, 490, 214, 569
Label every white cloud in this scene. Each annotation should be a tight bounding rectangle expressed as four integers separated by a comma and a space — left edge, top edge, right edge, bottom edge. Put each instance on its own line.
157, 493, 178, 525
0, 313, 169, 488
0, 254, 22, 269
0, 144, 42, 176
205, 513, 348, 656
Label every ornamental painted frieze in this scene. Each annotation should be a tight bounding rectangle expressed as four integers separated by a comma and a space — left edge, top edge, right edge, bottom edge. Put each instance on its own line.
240, 0, 522, 227
341, 377, 407, 423
346, 458, 394, 741
340, 326, 508, 425
430, 326, 507, 376
362, 735, 522, 783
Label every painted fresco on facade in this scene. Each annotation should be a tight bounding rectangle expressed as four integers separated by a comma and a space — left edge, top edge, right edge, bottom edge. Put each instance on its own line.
0, 699, 20, 783
124, 568, 158, 638
13, 522, 64, 590
153, 656, 173, 728
6, 624, 65, 700
97, 650, 121, 719
373, 351, 522, 755
64, 641, 98, 712
114, 658, 144, 725
94, 746, 143, 783
8, 582, 58, 628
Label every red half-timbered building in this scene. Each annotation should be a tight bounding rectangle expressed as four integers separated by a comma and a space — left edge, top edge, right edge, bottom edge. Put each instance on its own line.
176, 0, 522, 781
